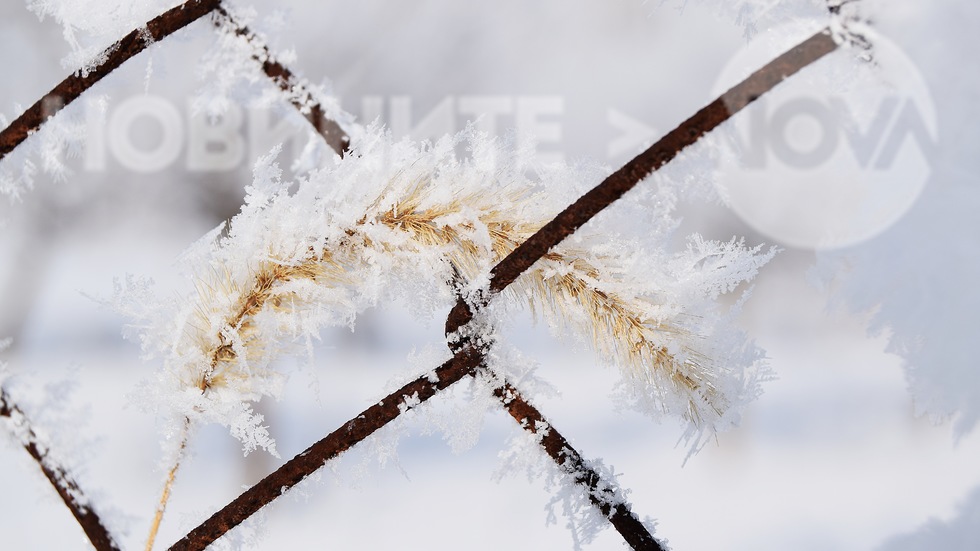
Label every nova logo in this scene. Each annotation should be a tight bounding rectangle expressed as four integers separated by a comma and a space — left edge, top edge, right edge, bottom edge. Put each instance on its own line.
733, 95, 936, 171
714, 26, 938, 250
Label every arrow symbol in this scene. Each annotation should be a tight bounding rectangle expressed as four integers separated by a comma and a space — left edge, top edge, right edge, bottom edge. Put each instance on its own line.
607, 108, 657, 159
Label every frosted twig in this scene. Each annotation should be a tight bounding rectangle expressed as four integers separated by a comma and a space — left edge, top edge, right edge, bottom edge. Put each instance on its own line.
146, 5, 357, 534
0, 0, 222, 162
0, 387, 121, 551
210, 6, 350, 157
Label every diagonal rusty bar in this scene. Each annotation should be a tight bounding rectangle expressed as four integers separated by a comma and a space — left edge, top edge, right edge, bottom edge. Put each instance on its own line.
440, 28, 837, 548
492, 380, 664, 550
0, 386, 122, 551
168, 345, 486, 551
444, 270, 662, 548
439, 30, 838, 548
445, 28, 839, 334
0, 0, 350, 165
210, 6, 349, 157
0, 0, 221, 162
168, 341, 666, 549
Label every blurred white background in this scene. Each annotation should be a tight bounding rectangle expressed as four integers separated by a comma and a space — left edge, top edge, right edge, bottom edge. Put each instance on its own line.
1, 1, 979, 549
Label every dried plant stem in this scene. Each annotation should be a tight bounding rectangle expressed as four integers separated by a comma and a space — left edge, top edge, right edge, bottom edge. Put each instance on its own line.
372, 184, 704, 402
145, 417, 191, 551
0, 0, 221, 161
0, 387, 121, 551
167, 195, 670, 549
148, 259, 328, 544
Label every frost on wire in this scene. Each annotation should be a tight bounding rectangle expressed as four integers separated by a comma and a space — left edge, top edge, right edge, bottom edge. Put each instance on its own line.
113, 124, 776, 460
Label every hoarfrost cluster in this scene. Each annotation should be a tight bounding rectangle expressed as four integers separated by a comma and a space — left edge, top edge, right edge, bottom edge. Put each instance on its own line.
0, 98, 99, 201
112, 122, 775, 459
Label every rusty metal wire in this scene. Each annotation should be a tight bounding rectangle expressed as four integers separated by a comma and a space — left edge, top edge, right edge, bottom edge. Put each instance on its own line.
0, 387, 122, 551
0, 2, 840, 549
0, 0, 221, 162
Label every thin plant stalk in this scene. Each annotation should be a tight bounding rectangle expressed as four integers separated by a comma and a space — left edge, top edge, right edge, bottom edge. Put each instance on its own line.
145, 418, 191, 551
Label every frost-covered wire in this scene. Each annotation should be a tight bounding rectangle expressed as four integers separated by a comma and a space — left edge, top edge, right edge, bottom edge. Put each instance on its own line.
0, 0, 221, 166
208, 4, 351, 156
491, 376, 666, 550
0, 384, 122, 551
0, 0, 352, 200
168, 346, 485, 550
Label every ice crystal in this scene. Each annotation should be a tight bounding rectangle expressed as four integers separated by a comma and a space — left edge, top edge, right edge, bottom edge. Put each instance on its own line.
121, 122, 773, 456
494, 426, 632, 549
0, 97, 95, 202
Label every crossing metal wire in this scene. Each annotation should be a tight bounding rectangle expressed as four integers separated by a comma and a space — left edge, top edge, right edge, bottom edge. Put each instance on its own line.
0, 2, 839, 549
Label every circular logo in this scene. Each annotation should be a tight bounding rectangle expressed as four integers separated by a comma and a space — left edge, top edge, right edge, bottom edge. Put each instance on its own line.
712, 25, 938, 250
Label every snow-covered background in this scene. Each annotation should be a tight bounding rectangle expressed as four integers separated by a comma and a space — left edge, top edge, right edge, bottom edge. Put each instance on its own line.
1, 1, 979, 549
